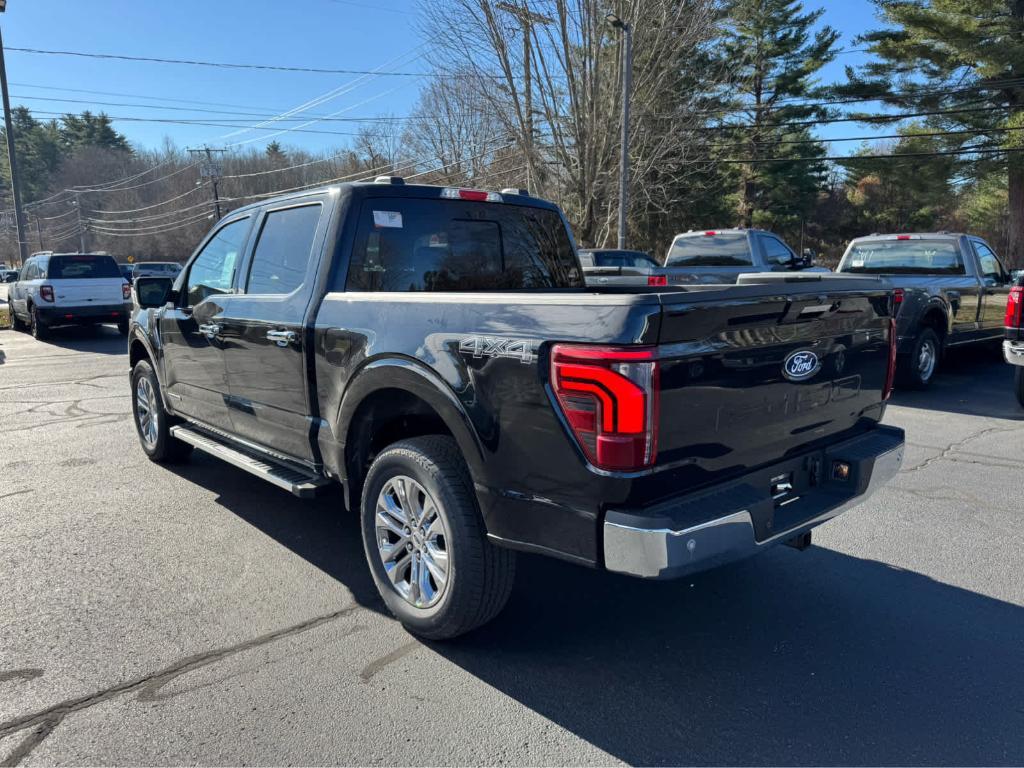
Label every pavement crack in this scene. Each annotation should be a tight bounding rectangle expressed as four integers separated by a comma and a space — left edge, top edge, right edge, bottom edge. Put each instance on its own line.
0, 670, 43, 685
900, 425, 1021, 473
359, 641, 419, 683
0, 605, 361, 760
0, 490, 31, 502
0, 718, 59, 768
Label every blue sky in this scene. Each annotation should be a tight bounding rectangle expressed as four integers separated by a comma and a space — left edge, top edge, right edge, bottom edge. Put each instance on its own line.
1, 0, 885, 157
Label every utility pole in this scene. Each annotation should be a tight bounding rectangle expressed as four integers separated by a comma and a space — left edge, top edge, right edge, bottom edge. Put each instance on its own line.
190, 147, 225, 219
70, 193, 87, 253
0, 9, 29, 266
607, 13, 633, 250
496, 2, 551, 193
31, 212, 41, 250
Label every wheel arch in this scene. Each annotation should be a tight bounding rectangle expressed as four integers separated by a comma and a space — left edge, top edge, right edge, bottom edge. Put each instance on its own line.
331, 357, 485, 513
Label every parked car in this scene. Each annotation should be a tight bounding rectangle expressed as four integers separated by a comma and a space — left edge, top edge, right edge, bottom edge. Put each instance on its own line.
1003, 272, 1023, 407
128, 179, 904, 639
132, 261, 182, 280
662, 229, 822, 284
8, 252, 131, 338
578, 248, 664, 286
836, 233, 1014, 389
0, 268, 18, 283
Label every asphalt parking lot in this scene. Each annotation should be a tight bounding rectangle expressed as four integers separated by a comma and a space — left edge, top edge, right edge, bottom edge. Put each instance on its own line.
1, 321, 1023, 766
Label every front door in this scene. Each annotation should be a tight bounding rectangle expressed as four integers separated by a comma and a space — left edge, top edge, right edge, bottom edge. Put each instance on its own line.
972, 239, 1013, 334
160, 216, 253, 430
218, 199, 329, 462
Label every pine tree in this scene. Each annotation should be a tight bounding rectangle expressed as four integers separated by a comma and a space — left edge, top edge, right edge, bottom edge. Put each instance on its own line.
843, 0, 1024, 267
265, 141, 287, 164
713, 0, 839, 233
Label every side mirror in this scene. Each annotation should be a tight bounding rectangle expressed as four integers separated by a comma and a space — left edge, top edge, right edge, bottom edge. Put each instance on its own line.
134, 276, 175, 309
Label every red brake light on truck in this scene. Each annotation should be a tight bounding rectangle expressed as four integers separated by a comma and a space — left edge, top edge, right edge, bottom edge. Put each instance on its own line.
441, 187, 502, 203
39, 285, 54, 302
1006, 286, 1023, 328
550, 344, 659, 471
122, 283, 131, 300
647, 275, 668, 286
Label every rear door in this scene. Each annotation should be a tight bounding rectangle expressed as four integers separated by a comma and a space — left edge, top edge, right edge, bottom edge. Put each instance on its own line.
219, 197, 331, 461
971, 238, 1013, 334
159, 215, 254, 430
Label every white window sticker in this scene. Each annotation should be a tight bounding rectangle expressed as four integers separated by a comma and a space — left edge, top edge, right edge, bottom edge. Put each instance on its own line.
851, 258, 865, 267
373, 210, 403, 228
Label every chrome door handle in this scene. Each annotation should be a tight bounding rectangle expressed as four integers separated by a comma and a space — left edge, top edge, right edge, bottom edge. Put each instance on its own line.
198, 323, 221, 338
266, 330, 297, 347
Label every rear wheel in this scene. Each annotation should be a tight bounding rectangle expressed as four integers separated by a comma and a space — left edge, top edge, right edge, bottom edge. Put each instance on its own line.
1015, 367, 1024, 409
899, 327, 940, 390
131, 359, 193, 462
360, 436, 515, 640
29, 306, 48, 340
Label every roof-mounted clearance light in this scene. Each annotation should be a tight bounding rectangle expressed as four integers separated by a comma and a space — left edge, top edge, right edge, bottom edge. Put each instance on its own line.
441, 187, 502, 202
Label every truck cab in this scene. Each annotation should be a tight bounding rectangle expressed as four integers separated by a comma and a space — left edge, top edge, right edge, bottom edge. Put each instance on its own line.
662, 229, 817, 284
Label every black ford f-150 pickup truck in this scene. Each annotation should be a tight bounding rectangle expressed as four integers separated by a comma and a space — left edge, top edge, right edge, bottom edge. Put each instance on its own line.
128, 179, 904, 639
836, 233, 1015, 389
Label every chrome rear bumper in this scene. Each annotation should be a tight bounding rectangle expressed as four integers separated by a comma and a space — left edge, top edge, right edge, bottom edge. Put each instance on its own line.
603, 427, 904, 579
1004, 340, 1024, 367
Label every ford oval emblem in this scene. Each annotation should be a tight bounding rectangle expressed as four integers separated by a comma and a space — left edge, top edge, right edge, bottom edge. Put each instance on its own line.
783, 350, 820, 381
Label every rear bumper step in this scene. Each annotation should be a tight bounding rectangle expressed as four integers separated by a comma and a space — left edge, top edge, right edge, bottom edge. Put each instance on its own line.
170, 425, 330, 498
603, 425, 905, 579
1004, 340, 1024, 367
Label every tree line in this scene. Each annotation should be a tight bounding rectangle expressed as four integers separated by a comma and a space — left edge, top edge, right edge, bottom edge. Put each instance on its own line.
1, 0, 1021, 268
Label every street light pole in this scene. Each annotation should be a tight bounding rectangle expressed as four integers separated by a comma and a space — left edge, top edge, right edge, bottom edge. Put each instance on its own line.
0, 14, 29, 266
607, 13, 633, 250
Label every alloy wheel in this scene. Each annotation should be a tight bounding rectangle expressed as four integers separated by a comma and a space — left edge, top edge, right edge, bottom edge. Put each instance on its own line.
375, 475, 450, 609
135, 376, 159, 448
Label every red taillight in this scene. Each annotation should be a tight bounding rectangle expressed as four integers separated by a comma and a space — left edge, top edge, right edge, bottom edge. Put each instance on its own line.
122, 283, 131, 300
550, 344, 659, 471
893, 287, 904, 315
1005, 286, 1023, 328
703, 231, 717, 236
39, 285, 54, 302
647, 274, 667, 286
884, 318, 897, 400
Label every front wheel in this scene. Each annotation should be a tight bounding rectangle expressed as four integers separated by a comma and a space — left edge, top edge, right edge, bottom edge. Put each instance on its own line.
1015, 367, 1024, 409
899, 328, 940, 390
131, 359, 193, 462
10, 309, 26, 332
360, 436, 515, 640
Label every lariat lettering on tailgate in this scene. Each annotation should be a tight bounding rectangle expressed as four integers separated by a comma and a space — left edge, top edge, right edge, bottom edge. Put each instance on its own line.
714, 375, 862, 432
458, 336, 538, 364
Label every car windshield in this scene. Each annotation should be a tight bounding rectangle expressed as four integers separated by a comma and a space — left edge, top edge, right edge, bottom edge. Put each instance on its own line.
47, 255, 121, 279
666, 234, 752, 266
843, 241, 965, 274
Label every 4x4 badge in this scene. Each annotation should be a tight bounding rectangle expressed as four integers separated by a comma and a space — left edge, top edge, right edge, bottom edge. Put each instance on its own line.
458, 336, 537, 364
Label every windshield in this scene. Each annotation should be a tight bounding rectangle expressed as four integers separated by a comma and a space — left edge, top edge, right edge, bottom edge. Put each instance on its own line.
842, 241, 965, 274
47, 255, 121, 280
666, 234, 752, 267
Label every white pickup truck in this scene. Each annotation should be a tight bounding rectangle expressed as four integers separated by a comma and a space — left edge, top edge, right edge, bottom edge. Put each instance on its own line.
8, 252, 131, 339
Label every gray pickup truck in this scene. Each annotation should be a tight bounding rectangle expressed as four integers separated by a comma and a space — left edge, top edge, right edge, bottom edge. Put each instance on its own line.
836, 233, 1014, 389
662, 229, 820, 284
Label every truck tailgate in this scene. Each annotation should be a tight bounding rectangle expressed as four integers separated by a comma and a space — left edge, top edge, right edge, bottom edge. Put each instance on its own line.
652, 278, 893, 488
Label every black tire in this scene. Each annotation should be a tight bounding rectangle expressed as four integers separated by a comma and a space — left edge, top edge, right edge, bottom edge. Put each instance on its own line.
898, 327, 941, 390
10, 309, 26, 332
1015, 367, 1024, 409
130, 359, 193, 463
29, 305, 48, 340
117, 319, 129, 335
360, 436, 515, 640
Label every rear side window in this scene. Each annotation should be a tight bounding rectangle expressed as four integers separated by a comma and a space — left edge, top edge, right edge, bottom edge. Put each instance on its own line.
973, 241, 1008, 283
843, 241, 965, 274
46, 255, 120, 279
666, 234, 752, 266
247, 204, 322, 295
345, 198, 583, 291
586, 251, 657, 268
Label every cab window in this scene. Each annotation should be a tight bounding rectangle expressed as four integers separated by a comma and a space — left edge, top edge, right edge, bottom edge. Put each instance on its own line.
185, 218, 250, 305
246, 204, 322, 295
973, 241, 1008, 284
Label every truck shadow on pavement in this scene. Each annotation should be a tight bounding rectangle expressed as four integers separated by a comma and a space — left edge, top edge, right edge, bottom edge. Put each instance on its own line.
15, 325, 129, 356
170, 454, 1023, 766
891, 345, 1022, 420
